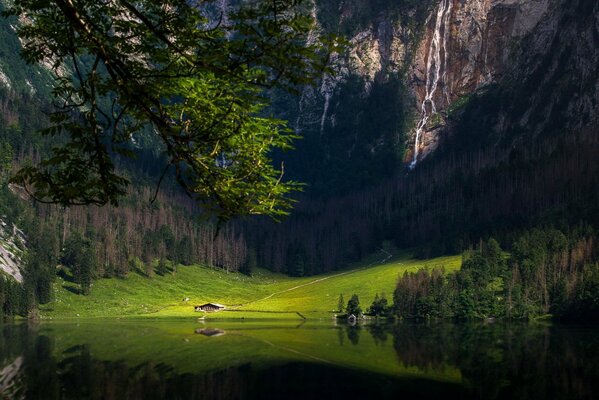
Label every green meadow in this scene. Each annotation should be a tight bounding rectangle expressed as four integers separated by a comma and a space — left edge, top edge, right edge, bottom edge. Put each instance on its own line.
41, 252, 461, 320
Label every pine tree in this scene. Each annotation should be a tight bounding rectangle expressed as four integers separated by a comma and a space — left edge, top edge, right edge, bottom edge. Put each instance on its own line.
368, 293, 389, 317
62, 232, 96, 295
346, 294, 362, 316
157, 258, 168, 276
337, 294, 345, 313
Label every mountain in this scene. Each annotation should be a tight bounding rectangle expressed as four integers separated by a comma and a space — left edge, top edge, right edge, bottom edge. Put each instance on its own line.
246, 0, 599, 272
276, 0, 553, 194
0, 0, 598, 285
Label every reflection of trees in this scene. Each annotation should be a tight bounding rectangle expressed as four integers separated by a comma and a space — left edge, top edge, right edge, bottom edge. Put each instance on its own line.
50, 351, 251, 400
0, 324, 29, 362
4, 323, 599, 399
1, 326, 250, 400
337, 327, 345, 346
346, 325, 361, 346
392, 323, 459, 372
366, 323, 388, 346
393, 322, 599, 400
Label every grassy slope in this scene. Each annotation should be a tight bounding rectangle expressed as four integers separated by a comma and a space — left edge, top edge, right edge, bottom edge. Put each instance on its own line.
41, 252, 461, 319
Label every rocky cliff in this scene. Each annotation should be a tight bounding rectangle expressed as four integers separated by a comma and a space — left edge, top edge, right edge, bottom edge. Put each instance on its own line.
0, 0, 585, 192
282, 0, 557, 193
246, 0, 599, 273
0, 219, 24, 283
408, 0, 551, 164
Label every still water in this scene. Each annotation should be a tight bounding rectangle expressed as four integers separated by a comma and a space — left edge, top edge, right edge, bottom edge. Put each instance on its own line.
1, 320, 598, 399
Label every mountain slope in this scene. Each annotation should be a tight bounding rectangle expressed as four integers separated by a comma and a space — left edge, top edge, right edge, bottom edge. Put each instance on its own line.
247, 0, 599, 271
41, 253, 460, 319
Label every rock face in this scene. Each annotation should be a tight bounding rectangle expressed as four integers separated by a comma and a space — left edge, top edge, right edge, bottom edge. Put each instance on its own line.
285, 1, 437, 194
0, 219, 25, 283
506, 0, 599, 137
296, 2, 423, 134
408, 0, 551, 164
289, 0, 558, 190
0, 0, 588, 195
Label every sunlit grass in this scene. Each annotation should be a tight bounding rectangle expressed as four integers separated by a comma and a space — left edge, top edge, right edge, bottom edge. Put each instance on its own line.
41, 252, 461, 319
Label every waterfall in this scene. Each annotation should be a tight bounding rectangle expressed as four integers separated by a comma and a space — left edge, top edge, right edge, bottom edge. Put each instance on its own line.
410, 0, 452, 169
319, 74, 334, 135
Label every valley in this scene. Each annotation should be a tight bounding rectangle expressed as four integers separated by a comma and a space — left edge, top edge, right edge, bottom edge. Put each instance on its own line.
1, 0, 599, 398
41, 252, 460, 320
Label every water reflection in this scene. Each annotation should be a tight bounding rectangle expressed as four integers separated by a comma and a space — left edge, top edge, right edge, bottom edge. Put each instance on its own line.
0, 322, 598, 399
346, 324, 360, 345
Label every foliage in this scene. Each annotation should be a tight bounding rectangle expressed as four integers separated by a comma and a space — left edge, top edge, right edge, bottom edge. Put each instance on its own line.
0, 141, 12, 182
393, 231, 599, 320
337, 293, 344, 313
157, 258, 168, 276
62, 231, 97, 294
24, 223, 59, 305
565, 263, 599, 320
4, 0, 338, 220
346, 294, 361, 316
0, 276, 26, 317
367, 293, 390, 317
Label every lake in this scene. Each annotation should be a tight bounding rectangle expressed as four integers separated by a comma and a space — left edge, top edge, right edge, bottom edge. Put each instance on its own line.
1, 320, 598, 399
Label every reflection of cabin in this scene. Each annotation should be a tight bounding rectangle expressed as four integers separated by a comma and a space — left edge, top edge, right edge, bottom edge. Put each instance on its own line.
195, 328, 226, 337
194, 303, 226, 312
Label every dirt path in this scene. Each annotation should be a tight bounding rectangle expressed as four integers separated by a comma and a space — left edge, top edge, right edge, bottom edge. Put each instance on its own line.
236, 248, 393, 309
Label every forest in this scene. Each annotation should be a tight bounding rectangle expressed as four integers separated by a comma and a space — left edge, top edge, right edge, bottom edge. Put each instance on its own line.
392, 233, 599, 320
1, 0, 599, 323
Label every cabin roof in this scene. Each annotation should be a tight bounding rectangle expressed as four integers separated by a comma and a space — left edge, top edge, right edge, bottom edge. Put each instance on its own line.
196, 303, 225, 308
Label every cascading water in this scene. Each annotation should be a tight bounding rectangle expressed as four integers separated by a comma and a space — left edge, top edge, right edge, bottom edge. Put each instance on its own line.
319, 73, 335, 135
410, 0, 452, 169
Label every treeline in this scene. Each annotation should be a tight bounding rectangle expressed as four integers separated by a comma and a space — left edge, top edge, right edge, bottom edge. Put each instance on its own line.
393, 230, 599, 320
0, 83, 253, 317
33, 186, 249, 278
0, 182, 251, 316
0, 277, 26, 317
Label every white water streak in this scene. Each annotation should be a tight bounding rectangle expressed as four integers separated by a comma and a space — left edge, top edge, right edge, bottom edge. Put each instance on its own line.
410, 0, 452, 169
319, 76, 333, 135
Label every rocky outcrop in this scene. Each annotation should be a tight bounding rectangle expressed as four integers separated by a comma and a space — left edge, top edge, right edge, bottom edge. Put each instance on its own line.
296, 2, 428, 136
294, 0, 557, 173
505, 0, 599, 137
0, 219, 25, 283
408, 0, 552, 164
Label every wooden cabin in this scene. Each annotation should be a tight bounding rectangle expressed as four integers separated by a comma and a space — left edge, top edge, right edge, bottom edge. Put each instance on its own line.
194, 303, 226, 312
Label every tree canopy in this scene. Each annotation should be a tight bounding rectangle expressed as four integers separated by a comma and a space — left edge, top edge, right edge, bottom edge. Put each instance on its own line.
3, 0, 336, 220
